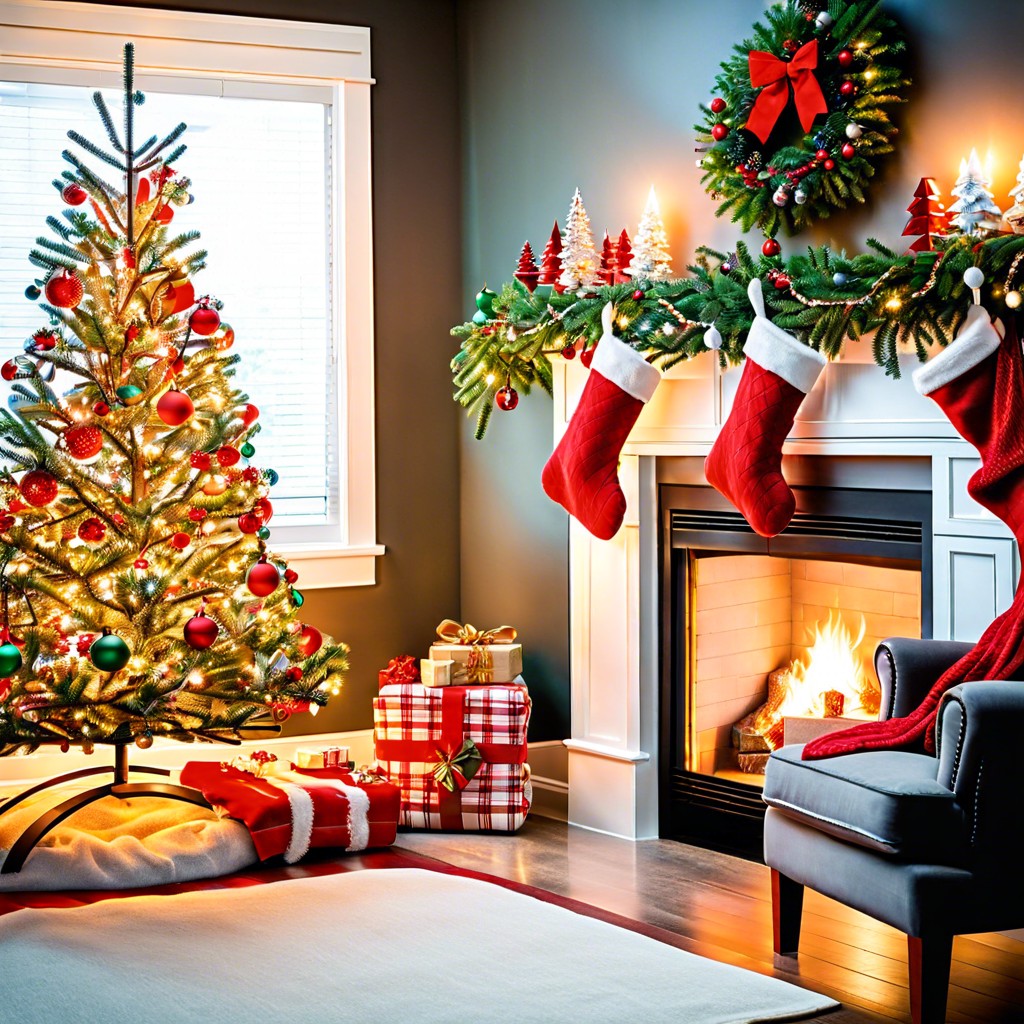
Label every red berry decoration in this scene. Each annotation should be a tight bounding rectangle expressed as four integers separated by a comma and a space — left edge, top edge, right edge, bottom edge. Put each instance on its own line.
285, 666, 304, 682
238, 512, 261, 534
837, 49, 853, 68
815, 149, 829, 162
839, 80, 855, 97
189, 302, 220, 336
1, 360, 22, 382
156, 389, 194, 426
32, 330, 58, 351
241, 403, 259, 426
217, 446, 240, 467
20, 469, 59, 507
495, 385, 519, 411
297, 623, 323, 658
169, 532, 191, 550
61, 182, 87, 206
824, 159, 836, 170
632, 289, 644, 300
187, 507, 208, 522
64, 425, 103, 461
761, 238, 781, 257
134, 558, 149, 570
782, 38, 798, 52
774, 275, 792, 290
580, 345, 596, 369
284, 568, 299, 585
93, 401, 110, 417
246, 556, 280, 597
561, 343, 576, 360
841, 142, 855, 160
710, 97, 726, 114
711, 123, 728, 141
190, 451, 211, 470
242, 467, 260, 483
253, 497, 273, 523
184, 612, 219, 650
77, 517, 106, 543
44, 269, 83, 309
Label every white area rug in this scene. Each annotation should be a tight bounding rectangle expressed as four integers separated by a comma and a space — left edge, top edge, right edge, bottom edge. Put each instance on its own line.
0, 868, 838, 1023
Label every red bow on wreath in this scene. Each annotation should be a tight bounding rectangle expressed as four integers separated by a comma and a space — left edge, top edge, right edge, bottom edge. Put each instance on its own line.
745, 39, 828, 145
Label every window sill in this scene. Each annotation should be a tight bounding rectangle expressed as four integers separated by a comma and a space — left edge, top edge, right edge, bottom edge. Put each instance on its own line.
272, 543, 386, 589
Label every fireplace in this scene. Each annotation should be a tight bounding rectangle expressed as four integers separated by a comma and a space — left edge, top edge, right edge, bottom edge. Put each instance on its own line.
659, 477, 931, 858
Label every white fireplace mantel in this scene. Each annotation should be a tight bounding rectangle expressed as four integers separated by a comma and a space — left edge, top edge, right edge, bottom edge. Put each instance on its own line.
556, 350, 1018, 840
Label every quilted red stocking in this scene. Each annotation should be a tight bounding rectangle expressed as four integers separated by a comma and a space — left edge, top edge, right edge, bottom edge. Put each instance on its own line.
542, 303, 660, 540
704, 279, 827, 537
804, 305, 1020, 760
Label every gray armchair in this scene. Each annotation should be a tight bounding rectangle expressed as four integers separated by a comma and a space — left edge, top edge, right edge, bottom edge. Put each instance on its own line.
762, 638, 1024, 1024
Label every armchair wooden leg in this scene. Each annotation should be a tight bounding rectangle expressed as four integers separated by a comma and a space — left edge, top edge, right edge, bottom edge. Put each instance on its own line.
770, 868, 804, 956
907, 932, 953, 1024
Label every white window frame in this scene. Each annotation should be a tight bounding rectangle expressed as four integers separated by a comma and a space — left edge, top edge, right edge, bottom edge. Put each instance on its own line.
0, 0, 383, 588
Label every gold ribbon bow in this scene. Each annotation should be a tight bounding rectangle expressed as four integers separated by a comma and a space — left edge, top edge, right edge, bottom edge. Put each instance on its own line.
435, 619, 518, 646
431, 738, 483, 793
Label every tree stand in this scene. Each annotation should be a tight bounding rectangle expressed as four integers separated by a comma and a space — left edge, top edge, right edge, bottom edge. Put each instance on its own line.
0, 743, 211, 874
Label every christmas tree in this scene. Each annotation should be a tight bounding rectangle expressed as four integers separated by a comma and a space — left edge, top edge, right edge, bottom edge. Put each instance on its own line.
537, 221, 563, 291
902, 177, 945, 252
513, 240, 539, 292
0, 45, 348, 757
627, 187, 673, 281
614, 229, 633, 284
599, 231, 617, 285
557, 188, 601, 293
948, 149, 1003, 237
1005, 153, 1024, 234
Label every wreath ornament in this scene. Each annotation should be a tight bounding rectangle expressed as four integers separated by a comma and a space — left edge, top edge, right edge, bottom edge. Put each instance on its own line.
696, 1, 910, 238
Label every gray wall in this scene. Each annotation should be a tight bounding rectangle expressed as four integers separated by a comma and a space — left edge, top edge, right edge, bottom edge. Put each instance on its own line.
457, 0, 1024, 739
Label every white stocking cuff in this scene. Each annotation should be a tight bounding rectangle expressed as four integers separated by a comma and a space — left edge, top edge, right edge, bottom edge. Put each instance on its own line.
590, 302, 660, 403
912, 304, 1002, 396
743, 279, 827, 394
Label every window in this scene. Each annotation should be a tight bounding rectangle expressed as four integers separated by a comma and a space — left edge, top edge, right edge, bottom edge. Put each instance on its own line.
0, 0, 382, 587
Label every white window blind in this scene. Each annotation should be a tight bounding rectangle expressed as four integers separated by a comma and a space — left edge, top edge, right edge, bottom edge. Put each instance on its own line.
0, 80, 336, 528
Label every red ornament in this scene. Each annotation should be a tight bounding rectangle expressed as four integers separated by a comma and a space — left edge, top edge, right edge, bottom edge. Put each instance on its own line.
156, 389, 194, 426
284, 666, 304, 683
839, 80, 855, 97
823, 158, 836, 170
32, 330, 58, 351
762, 238, 782, 257
837, 49, 853, 68
247, 556, 280, 597
184, 613, 219, 650
20, 469, 59, 507
710, 97, 726, 114
580, 345, 596, 369
782, 38, 798, 52
774, 275, 792, 290
841, 142, 855, 160
134, 558, 149, 570
45, 269, 83, 309
64, 425, 103, 461
187, 507, 208, 522
632, 289, 644, 301
561, 343, 576, 360
711, 123, 728, 141
241, 404, 260, 427
1, 360, 22, 382
169, 532, 191, 550
190, 452, 211, 471
171, 356, 185, 376
284, 568, 299, 585
61, 182, 87, 206
93, 401, 110, 417
77, 517, 106, 543
0, 515, 15, 533
815, 149, 830, 161
189, 303, 220, 336
213, 324, 235, 351
242, 467, 260, 483
297, 624, 323, 658
238, 512, 261, 534
217, 446, 240, 467
495, 386, 519, 411
253, 497, 273, 523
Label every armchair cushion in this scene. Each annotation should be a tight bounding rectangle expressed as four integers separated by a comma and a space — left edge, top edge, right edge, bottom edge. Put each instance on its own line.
763, 744, 968, 864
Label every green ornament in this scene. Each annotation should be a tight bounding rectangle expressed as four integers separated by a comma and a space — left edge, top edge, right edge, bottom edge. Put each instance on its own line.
90, 631, 131, 672
472, 286, 497, 326
116, 384, 145, 406
266, 469, 279, 486
0, 642, 23, 676
257, 526, 270, 540
241, 441, 256, 458
25, 285, 41, 301
290, 588, 304, 607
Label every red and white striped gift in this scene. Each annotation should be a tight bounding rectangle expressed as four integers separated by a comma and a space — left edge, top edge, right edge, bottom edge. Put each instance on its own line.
373, 682, 531, 832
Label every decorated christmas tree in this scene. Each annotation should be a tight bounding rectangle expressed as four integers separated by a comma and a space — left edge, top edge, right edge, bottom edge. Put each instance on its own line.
948, 149, 1003, 237
0, 45, 348, 757
557, 188, 601, 293
627, 187, 672, 281
1005, 153, 1024, 234
902, 178, 945, 252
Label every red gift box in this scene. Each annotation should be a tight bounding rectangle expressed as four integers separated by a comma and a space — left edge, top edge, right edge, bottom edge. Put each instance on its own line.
180, 761, 400, 862
373, 682, 531, 832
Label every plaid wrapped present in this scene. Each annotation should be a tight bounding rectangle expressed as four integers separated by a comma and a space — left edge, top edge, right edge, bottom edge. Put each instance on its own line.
373, 681, 531, 832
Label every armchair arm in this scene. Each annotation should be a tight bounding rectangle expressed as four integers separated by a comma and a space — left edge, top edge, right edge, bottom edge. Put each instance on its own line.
935, 681, 1024, 856
874, 638, 974, 720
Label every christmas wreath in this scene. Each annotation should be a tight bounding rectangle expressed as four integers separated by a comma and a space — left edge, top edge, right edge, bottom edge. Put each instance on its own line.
696, 0, 909, 237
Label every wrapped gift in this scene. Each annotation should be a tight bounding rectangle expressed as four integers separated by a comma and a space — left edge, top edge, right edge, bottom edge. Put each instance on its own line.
428, 619, 523, 684
180, 761, 400, 862
296, 746, 350, 769
420, 658, 454, 687
373, 680, 531, 832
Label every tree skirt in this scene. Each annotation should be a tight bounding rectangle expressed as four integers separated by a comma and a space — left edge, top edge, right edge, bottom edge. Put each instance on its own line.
0, 868, 838, 1023
0, 789, 257, 891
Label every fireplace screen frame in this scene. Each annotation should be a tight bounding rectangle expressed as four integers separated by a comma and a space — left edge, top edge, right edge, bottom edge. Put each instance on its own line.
658, 481, 933, 859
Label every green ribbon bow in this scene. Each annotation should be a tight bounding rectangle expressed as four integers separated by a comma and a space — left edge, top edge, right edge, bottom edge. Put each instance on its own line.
432, 738, 483, 793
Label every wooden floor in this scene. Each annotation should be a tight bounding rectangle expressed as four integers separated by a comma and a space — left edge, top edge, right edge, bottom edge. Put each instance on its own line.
396, 818, 1024, 1024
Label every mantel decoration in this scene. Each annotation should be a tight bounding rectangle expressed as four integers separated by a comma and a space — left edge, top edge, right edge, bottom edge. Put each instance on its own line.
695, 0, 909, 236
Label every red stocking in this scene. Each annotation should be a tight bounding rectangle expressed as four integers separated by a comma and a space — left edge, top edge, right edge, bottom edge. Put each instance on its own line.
804, 305, 1021, 760
704, 279, 827, 537
542, 304, 660, 540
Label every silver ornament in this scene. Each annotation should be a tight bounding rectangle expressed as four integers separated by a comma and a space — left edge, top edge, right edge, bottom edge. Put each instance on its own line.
963, 267, 985, 290
815, 11, 834, 29
794, 187, 808, 205
773, 186, 790, 207
703, 324, 723, 350
833, 272, 848, 286
845, 123, 863, 140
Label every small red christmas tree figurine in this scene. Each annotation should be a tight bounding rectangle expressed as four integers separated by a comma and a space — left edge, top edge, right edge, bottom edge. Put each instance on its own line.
614, 229, 633, 283
513, 240, 539, 292
537, 220, 564, 292
599, 231, 617, 285
902, 178, 945, 252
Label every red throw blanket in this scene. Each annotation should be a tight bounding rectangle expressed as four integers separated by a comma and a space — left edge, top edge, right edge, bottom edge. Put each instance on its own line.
180, 762, 399, 862
804, 313, 1024, 759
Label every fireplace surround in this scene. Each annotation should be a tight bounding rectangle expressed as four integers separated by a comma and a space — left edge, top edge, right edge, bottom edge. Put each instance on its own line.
555, 349, 1018, 842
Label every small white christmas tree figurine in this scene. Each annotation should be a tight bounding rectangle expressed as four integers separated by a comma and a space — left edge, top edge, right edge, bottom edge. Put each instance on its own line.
627, 186, 673, 281
1005, 153, 1024, 234
948, 149, 1003, 236
557, 187, 602, 292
